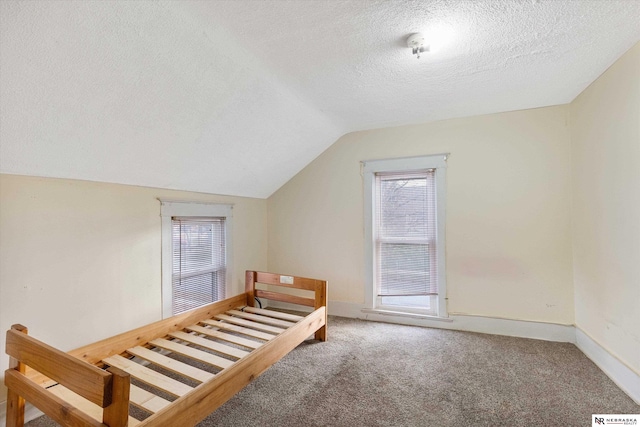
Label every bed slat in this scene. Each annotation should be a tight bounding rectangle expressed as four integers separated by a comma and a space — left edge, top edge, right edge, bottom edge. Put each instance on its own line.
200, 319, 275, 341
102, 355, 193, 398
239, 306, 304, 322
138, 306, 327, 427
184, 325, 263, 350
214, 314, 286, 334
226, 310, 296, 328
167, 332, 250, 359
47, 384, 141, 427
149, 338, 235, 369
125, 347, 215, 383
129, 385, 171, 414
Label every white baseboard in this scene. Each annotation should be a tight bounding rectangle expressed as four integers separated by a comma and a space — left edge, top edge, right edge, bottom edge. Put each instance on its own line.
268, 300, 575, 342
0, 400, 44, 427
364, 304, 575, 342
575, 327, 640, 405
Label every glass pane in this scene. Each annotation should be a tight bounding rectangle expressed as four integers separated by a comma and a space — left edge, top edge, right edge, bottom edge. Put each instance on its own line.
379, 177, 429, 239
172, 269, 225, 314
380, 295, 433, 309
173, 220, 225, 275
378, 242, 431, 296
172, 218, 226, 315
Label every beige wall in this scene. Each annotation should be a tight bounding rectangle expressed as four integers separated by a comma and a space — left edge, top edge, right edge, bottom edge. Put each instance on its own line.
268, 105, 575, 324
570, 42, 640, 374
0, 174, 268, 401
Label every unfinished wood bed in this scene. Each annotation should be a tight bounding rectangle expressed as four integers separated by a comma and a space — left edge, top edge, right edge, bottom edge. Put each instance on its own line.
4, 271, 327, 427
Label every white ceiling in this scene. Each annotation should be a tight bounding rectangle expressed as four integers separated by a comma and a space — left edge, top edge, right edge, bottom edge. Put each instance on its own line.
1, 0, 638, 198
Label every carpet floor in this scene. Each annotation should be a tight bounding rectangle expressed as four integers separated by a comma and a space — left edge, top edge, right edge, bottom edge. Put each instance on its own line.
26, 316, 639, 426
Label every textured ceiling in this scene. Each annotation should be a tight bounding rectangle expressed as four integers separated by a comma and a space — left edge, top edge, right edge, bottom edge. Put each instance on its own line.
1, 1, 639, 198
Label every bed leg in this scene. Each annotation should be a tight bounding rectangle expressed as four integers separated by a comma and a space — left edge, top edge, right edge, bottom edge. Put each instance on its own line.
103, 367, 130, 427
314, 284, 328, 342
6, 389, 25, 427
6, 324, 28, 427
245, 270, 257, 307
315, 325, 327, 342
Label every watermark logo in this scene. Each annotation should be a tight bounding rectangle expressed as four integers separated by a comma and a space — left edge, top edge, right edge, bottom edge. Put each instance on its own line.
593, 414, 640, 426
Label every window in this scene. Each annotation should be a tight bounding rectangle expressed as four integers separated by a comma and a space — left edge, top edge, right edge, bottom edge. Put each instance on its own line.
171, 217, 226, 315
364, 155, 447, 317
161, 201, 233, 318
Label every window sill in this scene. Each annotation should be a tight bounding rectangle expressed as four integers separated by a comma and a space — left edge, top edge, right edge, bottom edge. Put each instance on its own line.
360, 308, 453, 322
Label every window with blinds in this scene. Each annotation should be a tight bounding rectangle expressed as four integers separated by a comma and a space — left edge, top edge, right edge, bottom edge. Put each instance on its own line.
375, 170, 438, 312
171, 217, 226, 315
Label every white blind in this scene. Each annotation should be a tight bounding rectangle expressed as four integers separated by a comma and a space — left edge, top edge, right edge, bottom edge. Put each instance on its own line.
375, 170, 438, 297
171, 217, 226, 315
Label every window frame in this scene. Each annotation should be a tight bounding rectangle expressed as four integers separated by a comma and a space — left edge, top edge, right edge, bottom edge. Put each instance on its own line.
363, 154, 448, 318
160, 200, 233, 319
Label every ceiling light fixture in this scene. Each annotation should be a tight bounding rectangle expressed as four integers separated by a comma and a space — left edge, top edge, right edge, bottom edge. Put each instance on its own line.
407, 33, 429, 59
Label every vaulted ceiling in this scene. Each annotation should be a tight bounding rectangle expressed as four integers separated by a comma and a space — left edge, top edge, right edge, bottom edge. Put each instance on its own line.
1, 0, 638, 198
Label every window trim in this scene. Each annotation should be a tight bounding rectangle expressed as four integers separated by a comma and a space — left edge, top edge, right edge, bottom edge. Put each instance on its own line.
160, 200, 233, 319
363, 154, 448, 317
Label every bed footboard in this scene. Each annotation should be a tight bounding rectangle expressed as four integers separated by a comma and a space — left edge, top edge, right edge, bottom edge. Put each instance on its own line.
5, 324, 131, 427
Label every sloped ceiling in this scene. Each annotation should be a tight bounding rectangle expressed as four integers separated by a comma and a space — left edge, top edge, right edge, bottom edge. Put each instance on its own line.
1, 0, 638, 198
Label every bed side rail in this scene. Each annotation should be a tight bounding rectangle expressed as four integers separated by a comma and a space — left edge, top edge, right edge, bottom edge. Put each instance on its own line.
5, 324, 130, 427
245, 270, 328, 341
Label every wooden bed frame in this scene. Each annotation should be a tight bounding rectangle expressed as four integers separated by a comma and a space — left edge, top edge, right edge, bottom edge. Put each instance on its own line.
4, 271, 327, 427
